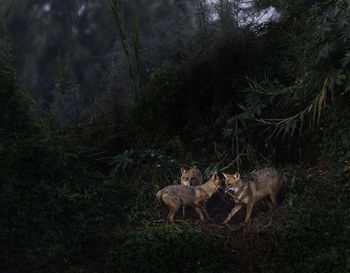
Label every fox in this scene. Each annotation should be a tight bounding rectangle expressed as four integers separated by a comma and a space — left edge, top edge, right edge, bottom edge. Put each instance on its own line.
180, 166, 203, 186
178, 166, 204, 217
156, 172, 222, 224
223, 167, 288, 224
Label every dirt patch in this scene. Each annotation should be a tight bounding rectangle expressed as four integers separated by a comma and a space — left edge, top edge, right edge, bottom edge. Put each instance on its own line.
154, 191, 289, 272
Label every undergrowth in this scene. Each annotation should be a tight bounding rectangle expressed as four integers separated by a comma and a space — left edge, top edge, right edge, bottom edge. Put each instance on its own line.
2, 1, 350, 272
263, 165, 350, 273
106, 226, 238, 273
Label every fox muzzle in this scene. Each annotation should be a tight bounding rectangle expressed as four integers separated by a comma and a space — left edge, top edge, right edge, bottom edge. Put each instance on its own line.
225, 186, 239, 194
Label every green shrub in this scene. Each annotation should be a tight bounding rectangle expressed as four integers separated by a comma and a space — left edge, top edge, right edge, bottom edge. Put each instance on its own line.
107, 226, 238, 273
263, 168, 350, 273
0, 35, 117, 271
310, 97, 350, 178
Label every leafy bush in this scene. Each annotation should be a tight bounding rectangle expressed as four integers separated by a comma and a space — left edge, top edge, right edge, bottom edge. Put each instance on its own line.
310, 97, 350, 178
132, 63, 186, 139
107, 226, 239, 273
263, 167, 350, 273
0, 30, 119, 271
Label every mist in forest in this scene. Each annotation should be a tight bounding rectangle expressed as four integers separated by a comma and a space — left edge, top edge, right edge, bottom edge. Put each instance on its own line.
3, 0, 274, 126
2, 1, 350, 272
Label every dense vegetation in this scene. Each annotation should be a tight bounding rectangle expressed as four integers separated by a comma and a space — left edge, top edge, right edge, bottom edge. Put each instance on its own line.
1, 0, 350, 272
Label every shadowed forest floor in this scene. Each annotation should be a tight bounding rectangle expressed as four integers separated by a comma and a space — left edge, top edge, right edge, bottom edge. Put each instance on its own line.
131, 165, 346, 273
2, 1, 350, 271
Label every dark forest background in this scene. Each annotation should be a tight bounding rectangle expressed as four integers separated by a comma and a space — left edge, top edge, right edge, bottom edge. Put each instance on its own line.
1, 0, 350, 272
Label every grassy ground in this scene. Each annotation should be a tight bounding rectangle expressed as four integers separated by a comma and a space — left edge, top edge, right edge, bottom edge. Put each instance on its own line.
60, 163, 349, 273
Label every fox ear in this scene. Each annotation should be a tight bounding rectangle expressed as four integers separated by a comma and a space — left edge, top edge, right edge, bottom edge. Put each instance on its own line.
181, 167, 186, 174
233, 172, 240, 180
222, 173, 227, 179
213, 171, 218, 179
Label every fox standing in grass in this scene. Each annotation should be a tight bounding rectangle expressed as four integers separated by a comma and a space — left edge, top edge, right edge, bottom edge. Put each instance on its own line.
178, 166, 203, 217
223, 167, 288, 224
156, 172, 222, 224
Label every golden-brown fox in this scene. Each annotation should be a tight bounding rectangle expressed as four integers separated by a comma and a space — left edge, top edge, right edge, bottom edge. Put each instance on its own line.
178, 166, 203, 217
180, 166, 203, 186
223, 167, 287, 224
156, 172, 222, 224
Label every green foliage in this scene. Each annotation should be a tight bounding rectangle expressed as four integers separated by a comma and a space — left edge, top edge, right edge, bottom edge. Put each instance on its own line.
0, 130, 106, 270
111, 149, 134, 173
0, 129, 133, 271
133, 63, 185, 138
220, 0, 350, 168
0, 25, 120, 271
263, 167, 350, 273
107, 226, 238, 273
108, 145, 184, 224
310, 95, 350, 178
0, 17, 33, 136
228, 0, 350, 139
2, 1, 350, 272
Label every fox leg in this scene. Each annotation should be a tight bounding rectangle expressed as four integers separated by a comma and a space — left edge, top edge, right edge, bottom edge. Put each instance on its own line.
266, 199, 275, 209
200, 203, 213, 222
266, 194, 278, 209
245, 200, 255, 222
223, 203, 242, 224
194, 206, 205, 222
168, 203, 180, 224
163, 194, 180, 224
269, 190, 281, 207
